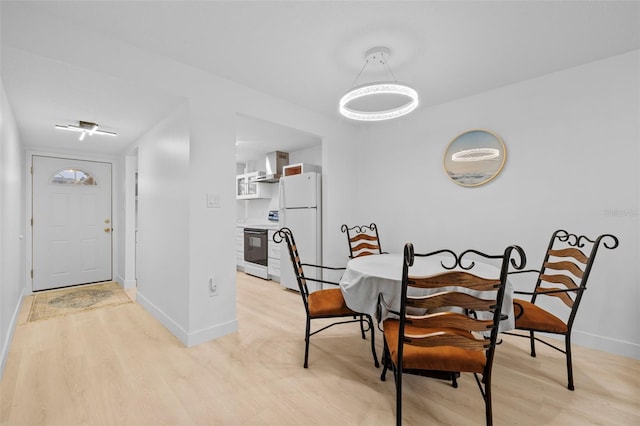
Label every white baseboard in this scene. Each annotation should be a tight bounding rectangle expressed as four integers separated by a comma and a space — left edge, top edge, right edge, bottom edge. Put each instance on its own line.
122, 279, 137, 289
186, 319, 238, 347
113, 273, 136, 289
510, 330, 640, 360
136, 290, 237, 348
136, 290, 189, 345
0, 287, 25, 380
573, 330, 640, 360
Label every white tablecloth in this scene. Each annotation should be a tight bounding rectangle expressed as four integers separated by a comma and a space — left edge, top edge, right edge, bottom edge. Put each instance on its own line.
339, 253, 515, 332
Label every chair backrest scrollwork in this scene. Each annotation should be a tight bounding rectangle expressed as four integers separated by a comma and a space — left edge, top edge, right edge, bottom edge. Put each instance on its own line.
525, 229, 619, 328
341, 223, 383, 258
273, 227, 311, 303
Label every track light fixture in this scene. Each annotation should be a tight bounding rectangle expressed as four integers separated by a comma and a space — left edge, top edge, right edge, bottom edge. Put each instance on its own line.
55, 121, 117, 141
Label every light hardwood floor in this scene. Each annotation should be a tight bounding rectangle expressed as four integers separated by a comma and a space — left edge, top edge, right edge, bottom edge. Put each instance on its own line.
1, 272, 639, 425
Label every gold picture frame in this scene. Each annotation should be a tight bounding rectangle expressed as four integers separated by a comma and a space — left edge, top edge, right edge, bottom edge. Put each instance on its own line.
443, 129, 507, 187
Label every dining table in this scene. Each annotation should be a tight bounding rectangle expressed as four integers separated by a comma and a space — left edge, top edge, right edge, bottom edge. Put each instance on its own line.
339, 253, 515, 332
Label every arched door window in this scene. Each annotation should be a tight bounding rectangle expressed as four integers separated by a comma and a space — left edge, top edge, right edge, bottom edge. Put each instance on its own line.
50, 168, 98, 185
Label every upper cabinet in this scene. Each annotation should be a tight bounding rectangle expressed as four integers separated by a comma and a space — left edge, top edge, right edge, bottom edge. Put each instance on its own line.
236, 172, 268, 199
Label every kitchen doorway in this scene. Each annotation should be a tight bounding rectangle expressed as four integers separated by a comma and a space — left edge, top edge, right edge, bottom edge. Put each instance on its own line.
31, 155, 113, 291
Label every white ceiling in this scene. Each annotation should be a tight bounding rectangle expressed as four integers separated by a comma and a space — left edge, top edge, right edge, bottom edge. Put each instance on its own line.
2, 1, 639, 160
236, 114, 321, 166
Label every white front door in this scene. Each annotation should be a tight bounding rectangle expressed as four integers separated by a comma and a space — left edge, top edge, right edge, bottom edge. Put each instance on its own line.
32, 156, 112, 291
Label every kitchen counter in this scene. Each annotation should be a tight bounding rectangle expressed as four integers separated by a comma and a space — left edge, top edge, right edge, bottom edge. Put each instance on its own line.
237, 222, 281, 230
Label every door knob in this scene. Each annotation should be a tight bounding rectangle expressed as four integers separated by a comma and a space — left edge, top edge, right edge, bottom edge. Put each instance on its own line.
104, 228, 112, 233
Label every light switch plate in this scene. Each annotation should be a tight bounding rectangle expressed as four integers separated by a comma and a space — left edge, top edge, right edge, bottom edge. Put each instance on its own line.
207, 193, 221, 208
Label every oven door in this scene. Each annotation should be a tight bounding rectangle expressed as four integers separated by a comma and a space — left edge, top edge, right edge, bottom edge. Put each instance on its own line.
244, 228, 268, 266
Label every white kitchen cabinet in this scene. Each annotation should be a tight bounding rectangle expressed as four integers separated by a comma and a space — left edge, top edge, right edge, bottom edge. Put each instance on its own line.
236, 172, 268, 199
267, 229, 281, 282
236, 226, 244, 270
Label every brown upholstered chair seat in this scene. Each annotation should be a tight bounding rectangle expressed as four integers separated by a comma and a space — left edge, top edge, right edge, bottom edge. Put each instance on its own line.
505, 230, 618, 391
383, 319, 487, 374
273, 226, 379, 369
308, 288, 356, 318
513, 298, 568, 334
380, 244, 525, 426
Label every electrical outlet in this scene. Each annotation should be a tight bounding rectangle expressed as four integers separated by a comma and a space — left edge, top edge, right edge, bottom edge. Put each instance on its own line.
209, 277, 218, 296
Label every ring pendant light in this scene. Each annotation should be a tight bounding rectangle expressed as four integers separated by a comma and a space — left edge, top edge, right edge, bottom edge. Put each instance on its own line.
339, 47, 419, 121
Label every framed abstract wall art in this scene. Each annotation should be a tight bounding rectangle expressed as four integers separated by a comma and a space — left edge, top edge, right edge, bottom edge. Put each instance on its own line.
443, 129, 506, 187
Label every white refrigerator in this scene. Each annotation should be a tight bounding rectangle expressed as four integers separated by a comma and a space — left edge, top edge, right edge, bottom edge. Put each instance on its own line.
279, 172, 322, 292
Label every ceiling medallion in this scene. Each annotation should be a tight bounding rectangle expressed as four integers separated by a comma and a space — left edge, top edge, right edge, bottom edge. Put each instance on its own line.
339, 47, 419, 121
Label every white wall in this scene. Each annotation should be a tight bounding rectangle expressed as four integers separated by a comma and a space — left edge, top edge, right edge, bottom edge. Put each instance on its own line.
120, 153, 137, 289
185, 95, 239, 344
289, 144, 322, 167
113, 152, 137, 289
0, 79, 26, 377
71, 21, 359, 346
356, 51, 640, 358
135, 104, 191, 339
183, 82, 361, 344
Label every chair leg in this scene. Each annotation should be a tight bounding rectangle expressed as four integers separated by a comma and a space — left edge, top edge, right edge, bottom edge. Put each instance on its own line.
381, 341, 390, 381
485, 378, 493, 426
451, 372, 458, 388
566, 334, 575, 391
359, 315, 366, 339
529, 330, 537, 357
367, 315, 380, 368
396, 364, 402, 426
304, 318, 311, 368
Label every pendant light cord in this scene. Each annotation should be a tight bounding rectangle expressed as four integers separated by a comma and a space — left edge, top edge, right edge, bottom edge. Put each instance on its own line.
349, 58, 370, 88
350, 51, 399, 87
380, 53, 398, 82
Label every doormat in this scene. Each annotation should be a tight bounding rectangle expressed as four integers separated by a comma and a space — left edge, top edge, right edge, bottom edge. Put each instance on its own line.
28, 282, 132, 322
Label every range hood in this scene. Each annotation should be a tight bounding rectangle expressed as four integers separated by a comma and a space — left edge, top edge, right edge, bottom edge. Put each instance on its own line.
254, 151, 289, 182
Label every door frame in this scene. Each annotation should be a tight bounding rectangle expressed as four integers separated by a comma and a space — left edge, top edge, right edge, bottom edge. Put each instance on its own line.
25, 150, 118, 295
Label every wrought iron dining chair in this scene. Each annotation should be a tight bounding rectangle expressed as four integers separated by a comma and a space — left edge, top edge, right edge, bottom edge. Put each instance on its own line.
341, 223, 385, 258
504, 229, 618, 390
380, 243, 526, 426
273, 227, 379, 369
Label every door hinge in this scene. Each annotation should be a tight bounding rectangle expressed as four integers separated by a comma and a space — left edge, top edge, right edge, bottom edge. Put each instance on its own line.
30, 270, 33, 278
31, 218, 33, 226
31, 166, 33, 175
